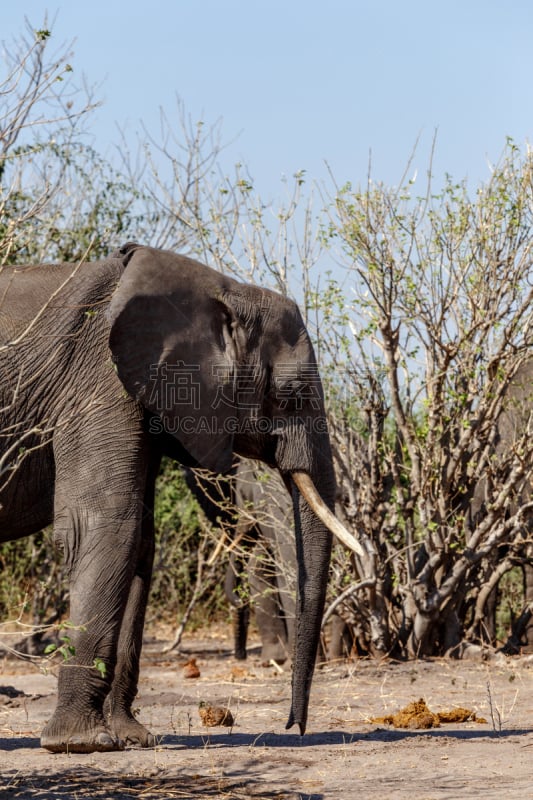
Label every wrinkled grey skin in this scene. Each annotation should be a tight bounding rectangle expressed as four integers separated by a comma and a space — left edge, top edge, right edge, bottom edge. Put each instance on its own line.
187, 462, 295, 664
229, 463, 296, 664
0, 243, 334, 752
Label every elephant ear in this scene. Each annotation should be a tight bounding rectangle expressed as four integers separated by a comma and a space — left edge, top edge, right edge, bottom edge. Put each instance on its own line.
108, 245, 245, 473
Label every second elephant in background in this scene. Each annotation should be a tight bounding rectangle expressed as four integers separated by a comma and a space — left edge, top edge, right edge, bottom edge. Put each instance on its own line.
186, 462, 296, 665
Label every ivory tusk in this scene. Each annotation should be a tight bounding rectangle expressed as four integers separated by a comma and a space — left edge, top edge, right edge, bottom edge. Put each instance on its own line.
291, 470, 366, 558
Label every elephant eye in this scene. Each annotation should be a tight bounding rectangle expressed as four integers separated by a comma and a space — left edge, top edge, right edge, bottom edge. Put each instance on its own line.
270, 374, 321, 411
273, 379, 305, 405
279, 379, 306, 395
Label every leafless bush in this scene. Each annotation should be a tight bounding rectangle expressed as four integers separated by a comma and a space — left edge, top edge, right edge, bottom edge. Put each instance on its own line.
315, 142, 533, 657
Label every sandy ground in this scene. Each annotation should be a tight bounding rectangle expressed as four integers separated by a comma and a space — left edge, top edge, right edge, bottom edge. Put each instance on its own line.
1, 627, 533, 800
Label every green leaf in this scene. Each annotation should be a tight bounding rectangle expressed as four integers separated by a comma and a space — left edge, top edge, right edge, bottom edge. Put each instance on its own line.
93, 658, 107, 677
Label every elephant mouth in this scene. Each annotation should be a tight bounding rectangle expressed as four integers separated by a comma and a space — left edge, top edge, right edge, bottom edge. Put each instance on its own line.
290, 471, 365, 557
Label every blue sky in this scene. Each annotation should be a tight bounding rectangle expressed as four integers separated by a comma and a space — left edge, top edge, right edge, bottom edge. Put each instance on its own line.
3, 1, 533, 199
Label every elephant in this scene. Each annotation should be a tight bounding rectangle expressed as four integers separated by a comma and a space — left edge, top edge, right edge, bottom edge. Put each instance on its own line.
0, 242, 362, 753
186, 461, 296, 665
228, 462, 296, 664
187, 461, 356, 664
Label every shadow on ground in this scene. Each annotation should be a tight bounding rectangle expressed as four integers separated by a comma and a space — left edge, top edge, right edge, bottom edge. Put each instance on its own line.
2, 722, 532, 755
0, 767, 314, 800
161, 725, 533, 748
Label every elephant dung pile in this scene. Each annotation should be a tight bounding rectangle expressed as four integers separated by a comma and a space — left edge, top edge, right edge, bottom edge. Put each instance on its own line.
371, 698, 487, 729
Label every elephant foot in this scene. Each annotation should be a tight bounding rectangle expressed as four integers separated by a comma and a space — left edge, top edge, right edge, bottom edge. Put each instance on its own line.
41, 712, 125, 753
109, 713, 157, 748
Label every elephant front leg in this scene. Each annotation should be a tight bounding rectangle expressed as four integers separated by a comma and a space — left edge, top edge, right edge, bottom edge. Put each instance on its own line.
105, 522, 156, 748
41, 513, 140, 754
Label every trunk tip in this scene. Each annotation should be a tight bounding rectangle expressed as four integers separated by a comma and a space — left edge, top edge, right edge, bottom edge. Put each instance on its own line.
286, 711, 306, 736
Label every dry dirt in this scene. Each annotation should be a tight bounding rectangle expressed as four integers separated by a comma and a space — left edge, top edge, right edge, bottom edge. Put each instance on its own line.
1, 626, 533, 800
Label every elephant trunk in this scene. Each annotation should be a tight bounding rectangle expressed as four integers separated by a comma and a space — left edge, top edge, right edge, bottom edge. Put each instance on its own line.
273, 414, 368, 733
285, 474, 333, 734
274, 425, 336, 735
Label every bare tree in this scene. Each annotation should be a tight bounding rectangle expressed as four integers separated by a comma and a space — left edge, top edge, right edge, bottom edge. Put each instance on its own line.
132, 101, 323, 296
0, 19, 103, 262
317, 141, 533, 657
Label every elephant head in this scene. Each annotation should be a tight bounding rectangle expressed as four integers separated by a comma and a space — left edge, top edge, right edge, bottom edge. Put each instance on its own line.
108, 243, 361, 733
